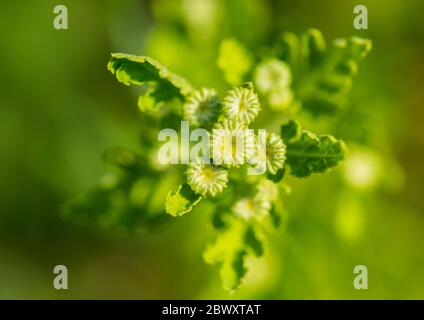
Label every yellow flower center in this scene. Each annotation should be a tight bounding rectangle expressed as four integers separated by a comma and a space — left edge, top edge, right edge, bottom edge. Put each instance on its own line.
201, 167, 216, 183
238, 99, 247, 112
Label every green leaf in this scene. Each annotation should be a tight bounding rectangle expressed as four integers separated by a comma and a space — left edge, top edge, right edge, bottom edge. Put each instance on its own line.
220, 250, 247, 292
294, 33, 371, 117
165, 184, 202, 217
302, 28, 326, 67
203, 219, 263, 291
282, 121, 348, 177
108, 53, 194, 101
63, 173, 169, 233
244, 226, 263, 257
281, 119, 302, 143
217, 38, 253, 86
286, 132, 348, 177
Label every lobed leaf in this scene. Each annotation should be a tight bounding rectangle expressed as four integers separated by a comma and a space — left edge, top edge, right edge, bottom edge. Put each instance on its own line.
269, 31, 371, 117
203, 219, 263, 291
282, 120, 348, 177
165, 184, 202, 217
108, 53, 194, 102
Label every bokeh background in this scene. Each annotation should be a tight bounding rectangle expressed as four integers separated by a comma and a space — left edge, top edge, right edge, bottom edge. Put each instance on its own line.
1, 0, 423, 299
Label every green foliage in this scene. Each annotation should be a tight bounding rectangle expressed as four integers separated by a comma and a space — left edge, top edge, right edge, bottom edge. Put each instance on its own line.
108, 53, 193, 102
63, 147, 169, 233
67, 29, 371, 291
165, 184, 202, 217
282, 120, 348, 177
272, 29, 372, 116
203, 219, 263, 291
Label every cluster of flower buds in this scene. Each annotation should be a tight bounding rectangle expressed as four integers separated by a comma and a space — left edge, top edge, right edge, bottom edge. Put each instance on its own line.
182, 82, 286, 204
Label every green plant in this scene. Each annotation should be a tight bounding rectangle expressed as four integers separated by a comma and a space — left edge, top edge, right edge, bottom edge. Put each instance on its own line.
65, 29, 371, 292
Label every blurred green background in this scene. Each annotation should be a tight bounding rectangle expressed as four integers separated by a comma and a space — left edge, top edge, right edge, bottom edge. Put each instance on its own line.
0, 0, 423, 299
